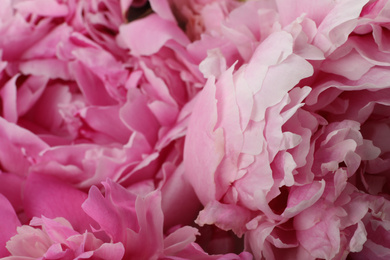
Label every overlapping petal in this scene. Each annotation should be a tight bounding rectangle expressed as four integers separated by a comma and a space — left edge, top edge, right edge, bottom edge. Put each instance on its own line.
1, 0, 390, 259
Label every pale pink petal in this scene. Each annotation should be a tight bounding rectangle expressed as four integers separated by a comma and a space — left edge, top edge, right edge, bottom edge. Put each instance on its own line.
349, 221, 367, 253
92, 241, 125, 260
245, 219, 275, 260
276, 0, 335, 27
29, 216, 78, 244
295, 205, 341, 259
184, 77, 222, 205
5, 216, 125, 259
314, 0, 370, 54
163, 226, 199, 256
19, 59, 71, 80
196, 200, 252, 237
321, 49, 374, 80
6, 225, 51, 258
251, 52, 313, 122
0, 0, 13, 22
199, 48, 227, 79
118, 14, 190, 56
283, 180, 325, 218
14, 0, 69, 17
149, 0, 176, 21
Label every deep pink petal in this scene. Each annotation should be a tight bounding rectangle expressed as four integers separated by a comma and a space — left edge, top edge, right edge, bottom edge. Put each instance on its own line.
23, 173, 93, 233
0, 194, 21, 257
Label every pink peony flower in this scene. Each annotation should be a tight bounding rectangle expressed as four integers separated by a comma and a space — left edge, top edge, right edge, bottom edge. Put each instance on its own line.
4, 216, 125, 260
2, 0, 390, 259
0, 0, 202, 188
82, 178, 251, 259
184, 0, 390, 259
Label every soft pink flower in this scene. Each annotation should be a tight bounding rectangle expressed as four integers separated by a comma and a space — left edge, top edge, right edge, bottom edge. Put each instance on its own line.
184, 0, 390, 259
0, 0, 202, 189
187, 0, 280, 71
82, 179, 251, 259
350, 196, 390, 259
4, 216, 124, 260
185, 31, 318, 259
185, 30, 314, 207
2, 0, 390, 258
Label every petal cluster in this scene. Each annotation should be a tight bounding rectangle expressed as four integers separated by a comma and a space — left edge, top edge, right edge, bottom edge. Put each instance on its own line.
1, 0, 390, 260
184, 0, 390, 259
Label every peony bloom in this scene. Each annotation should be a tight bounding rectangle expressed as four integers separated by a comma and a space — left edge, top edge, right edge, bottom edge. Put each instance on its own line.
0, 0, 202, 194
184, 0, 390, 259
2, 0, 390, 259
82, 179, 251, 259
0, 0, 208, 256
4, 216, 125, 260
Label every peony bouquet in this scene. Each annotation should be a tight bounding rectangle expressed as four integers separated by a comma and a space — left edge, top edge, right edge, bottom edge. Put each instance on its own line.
1, 0, 390, 259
